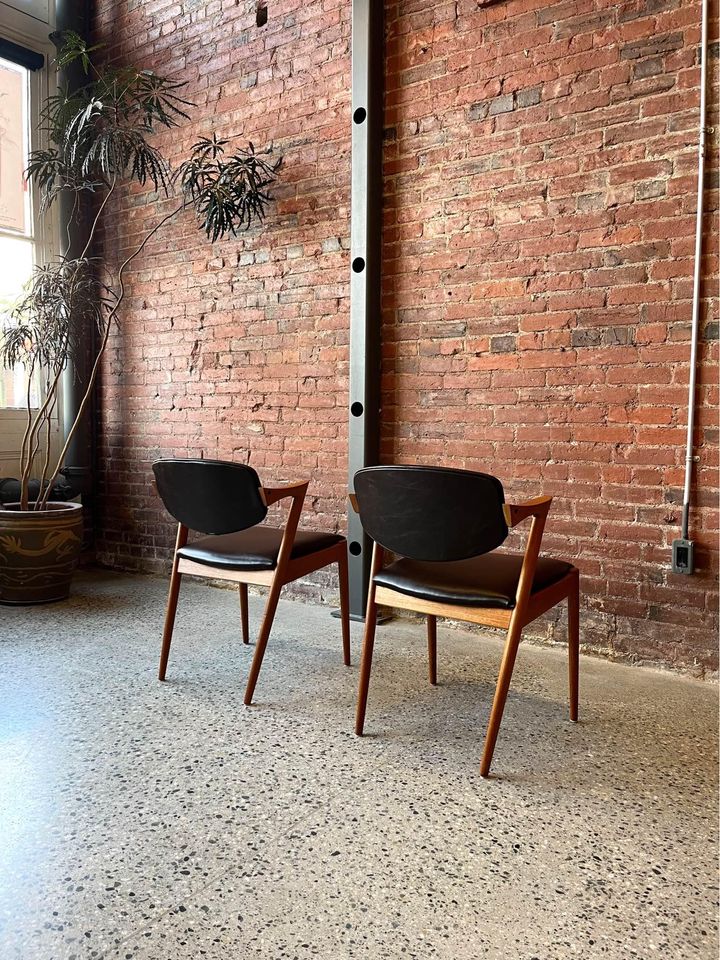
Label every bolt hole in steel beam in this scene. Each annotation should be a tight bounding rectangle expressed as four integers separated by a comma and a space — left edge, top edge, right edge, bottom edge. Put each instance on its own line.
353, 107, 367, 123
349, 541, 362, 556
351, 402, 364, 417
352, 256, 365, 272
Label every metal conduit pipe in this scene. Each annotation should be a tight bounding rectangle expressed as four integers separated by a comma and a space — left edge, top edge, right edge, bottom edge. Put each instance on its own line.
53, 0, 94, 499
672, 0, 710, 575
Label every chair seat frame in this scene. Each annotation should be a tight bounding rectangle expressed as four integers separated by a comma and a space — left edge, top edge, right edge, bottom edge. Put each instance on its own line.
352, 493, 579, 778
158, 480, 350, 704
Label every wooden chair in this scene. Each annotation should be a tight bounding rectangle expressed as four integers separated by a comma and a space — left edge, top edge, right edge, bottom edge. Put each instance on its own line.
351, 465, 579, 778
153, 458, 350, 703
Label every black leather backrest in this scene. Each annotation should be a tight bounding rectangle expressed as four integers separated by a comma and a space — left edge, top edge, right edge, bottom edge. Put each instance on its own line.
153, 459, 267, 535
353, 465, 508, 561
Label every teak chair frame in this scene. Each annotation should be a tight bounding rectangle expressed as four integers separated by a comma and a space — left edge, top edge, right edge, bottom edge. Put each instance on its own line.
351, 493, 579, 778
157, 480, 350, 704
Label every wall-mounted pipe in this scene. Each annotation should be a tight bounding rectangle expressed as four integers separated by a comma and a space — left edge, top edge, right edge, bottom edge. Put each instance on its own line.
674, 0, 710, 574
53, 0, 94, 498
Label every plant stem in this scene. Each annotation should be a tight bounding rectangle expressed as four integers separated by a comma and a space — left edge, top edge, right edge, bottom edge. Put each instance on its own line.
22, 359, 65, 507
20, 408, 40, 510
36, 380, 57, 509
27, 421, 42, 501
19, 357, 37, 509
79, 179, 116, 261
25, 184, 116, 509
65, 192, 78, 254
39, 200, 187, 507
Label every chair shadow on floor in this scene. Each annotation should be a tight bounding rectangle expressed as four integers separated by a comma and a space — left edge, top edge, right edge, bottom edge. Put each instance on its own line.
156, 601, 585, 780
352, 663, 585, 775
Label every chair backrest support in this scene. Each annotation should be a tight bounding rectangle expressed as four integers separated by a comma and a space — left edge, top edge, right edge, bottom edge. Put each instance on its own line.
153, 458, 267, 535
353, 465, 508, 562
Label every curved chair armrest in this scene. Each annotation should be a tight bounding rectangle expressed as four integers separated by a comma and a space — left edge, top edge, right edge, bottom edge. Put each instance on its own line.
261, 481, 309, 507
348, 492, 359, 513
503, 495, 553, 527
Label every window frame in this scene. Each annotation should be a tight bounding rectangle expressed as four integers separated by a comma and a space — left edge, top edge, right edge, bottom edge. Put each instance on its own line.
0, 22, 60, 475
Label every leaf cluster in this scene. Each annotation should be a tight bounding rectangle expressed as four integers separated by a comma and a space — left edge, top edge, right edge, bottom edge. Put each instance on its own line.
29, 31, 192, 206
0, 258, 113, 374
28, 33, 280, 244
176, 135, 281, 241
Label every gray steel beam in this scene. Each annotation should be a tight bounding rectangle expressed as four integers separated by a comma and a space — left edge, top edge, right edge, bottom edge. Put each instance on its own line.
347, 0, 384, 618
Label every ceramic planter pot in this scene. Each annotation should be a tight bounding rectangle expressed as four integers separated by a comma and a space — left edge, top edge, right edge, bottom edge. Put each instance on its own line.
0, 502, 83, 604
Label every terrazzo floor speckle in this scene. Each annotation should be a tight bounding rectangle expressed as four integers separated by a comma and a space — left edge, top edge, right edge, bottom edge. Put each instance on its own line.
0, 570, 717, 960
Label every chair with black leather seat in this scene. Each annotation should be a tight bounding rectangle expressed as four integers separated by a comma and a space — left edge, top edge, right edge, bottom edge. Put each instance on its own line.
351, 465, 579, 778
153, 458, 350, 704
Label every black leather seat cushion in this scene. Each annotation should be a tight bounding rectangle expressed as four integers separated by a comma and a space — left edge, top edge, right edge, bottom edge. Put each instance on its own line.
374, 552, 574, 609
178, 527, 344, 572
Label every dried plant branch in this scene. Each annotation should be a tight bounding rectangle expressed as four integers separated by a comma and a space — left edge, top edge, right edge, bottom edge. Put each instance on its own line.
39, 200, 187, 507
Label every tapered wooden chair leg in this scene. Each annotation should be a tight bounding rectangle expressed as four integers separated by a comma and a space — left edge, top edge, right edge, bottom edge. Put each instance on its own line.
159, 562, 182, 681
427, 615, 437, 686
355, 585, 379, 736
568, 571, 580, 722
239, 583, 250, 645
480, 616, 523, 777
338, 549, 351, 666
243, 579, 283, 705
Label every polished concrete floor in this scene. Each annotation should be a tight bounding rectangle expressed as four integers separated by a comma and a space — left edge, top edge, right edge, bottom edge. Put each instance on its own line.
0, 570, 717, 960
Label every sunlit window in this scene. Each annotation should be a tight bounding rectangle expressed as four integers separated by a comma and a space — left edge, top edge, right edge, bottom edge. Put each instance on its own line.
0, 55, 38, 409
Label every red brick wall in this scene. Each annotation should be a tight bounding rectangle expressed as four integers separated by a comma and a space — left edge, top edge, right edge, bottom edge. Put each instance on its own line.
93, 0, 719, 673
93, 0, 352, 602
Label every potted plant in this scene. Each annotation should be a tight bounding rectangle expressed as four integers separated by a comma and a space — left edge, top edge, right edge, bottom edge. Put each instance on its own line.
0, 33, 279, 604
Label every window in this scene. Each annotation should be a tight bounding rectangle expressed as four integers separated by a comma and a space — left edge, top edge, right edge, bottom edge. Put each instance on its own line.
0, 36, 57, 478
0, 54, 38, 408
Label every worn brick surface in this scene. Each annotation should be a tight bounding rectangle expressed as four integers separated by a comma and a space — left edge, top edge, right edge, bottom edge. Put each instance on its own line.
93, 0, 352, 605
93, 0, 719, 673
